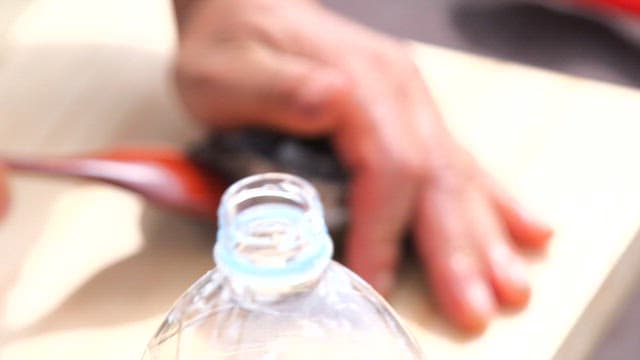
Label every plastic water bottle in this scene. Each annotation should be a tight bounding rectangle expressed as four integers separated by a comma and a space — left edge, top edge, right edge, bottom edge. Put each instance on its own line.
142, 173, 424, 359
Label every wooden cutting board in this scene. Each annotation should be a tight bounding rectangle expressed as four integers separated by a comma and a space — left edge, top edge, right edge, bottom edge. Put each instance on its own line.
2, 0, 640, 359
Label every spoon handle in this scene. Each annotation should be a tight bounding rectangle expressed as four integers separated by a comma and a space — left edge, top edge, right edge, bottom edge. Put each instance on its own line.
4, 156, 80, 176
2, 156, 138, 183
1, 153, 222, 218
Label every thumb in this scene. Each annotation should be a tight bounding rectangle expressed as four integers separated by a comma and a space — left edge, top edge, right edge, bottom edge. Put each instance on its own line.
175, 42, 351, 136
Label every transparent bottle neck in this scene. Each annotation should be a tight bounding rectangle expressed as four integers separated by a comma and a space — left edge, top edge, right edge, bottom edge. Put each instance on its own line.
214, 173, 333, 301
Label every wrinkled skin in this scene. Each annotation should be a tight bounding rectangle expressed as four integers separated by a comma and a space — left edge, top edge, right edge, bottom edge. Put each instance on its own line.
173, 0, 553, 333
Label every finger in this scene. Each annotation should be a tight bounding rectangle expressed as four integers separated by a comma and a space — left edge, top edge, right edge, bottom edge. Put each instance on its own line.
485, 176, 553, 249
455, 148, 553, 250
404, 59, 495, 332
343, 168, 416, 297
467, 189, 531, 308
334, 48, 424, 297
175, 41, 351, 136
415, 186, 495, 333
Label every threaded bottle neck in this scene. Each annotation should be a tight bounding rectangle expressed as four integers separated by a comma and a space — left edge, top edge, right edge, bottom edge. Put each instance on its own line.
214, 173, 333, 300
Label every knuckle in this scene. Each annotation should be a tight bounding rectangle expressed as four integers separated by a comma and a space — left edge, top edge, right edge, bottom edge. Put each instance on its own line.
393, 153, 427, 182
370, 45, 399, 71
369, 40, 416, 76
367, 40, 422, 99
272, 73, 316, 112
282, 69, 352, 118
363, 148, 427, 185
423, 161, 478, 194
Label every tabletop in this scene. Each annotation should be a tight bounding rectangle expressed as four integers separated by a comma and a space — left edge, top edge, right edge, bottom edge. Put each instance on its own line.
2, 0, 640, 359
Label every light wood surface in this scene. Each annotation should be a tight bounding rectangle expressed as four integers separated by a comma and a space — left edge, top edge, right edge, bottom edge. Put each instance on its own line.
3, 0, 640, 359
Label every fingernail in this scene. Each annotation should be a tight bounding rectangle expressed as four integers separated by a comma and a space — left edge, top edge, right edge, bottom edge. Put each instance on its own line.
466, 280, 495, 318
372, 271, 394, 296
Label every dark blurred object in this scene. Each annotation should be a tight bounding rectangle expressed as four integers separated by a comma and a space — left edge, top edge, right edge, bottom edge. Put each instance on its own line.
323, 0, 640, 88
453, 2, 640, 87
189, 130, 349, 233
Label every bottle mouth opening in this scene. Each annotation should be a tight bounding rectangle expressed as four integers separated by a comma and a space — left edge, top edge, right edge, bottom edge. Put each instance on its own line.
218, 173, 317, 226
214, 173, 333, 294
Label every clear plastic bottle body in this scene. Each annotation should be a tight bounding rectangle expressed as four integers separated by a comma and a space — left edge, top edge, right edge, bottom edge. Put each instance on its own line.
143, 263, 421, 359
142, 173, 423, 359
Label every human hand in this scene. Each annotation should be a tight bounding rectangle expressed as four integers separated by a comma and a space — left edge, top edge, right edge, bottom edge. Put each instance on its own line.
173, 0, 553, 333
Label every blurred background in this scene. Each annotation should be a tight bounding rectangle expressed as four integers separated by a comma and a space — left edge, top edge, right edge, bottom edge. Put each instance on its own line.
2, 0, 640, 359
325, 0, 640, 88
